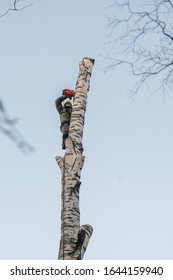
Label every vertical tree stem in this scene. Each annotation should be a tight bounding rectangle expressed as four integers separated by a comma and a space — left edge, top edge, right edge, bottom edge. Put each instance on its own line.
56, 57, 95, 260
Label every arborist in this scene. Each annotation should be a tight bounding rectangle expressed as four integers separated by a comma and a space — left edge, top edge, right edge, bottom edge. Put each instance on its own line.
55, 89, 75, 149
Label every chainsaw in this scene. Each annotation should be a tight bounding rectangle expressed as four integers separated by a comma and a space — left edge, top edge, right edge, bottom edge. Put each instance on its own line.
63, 89, 75, 99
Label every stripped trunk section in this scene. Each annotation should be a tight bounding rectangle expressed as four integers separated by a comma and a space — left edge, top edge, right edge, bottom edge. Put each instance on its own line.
56, 57, 95, 260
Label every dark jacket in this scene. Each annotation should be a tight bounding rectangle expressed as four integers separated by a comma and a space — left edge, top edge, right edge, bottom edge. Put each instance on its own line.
55, 96, 72, 134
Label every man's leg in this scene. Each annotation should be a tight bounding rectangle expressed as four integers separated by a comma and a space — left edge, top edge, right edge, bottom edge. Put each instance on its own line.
62, 133, 68, 149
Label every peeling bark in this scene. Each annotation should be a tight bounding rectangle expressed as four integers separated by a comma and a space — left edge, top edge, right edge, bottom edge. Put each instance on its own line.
56, 57, 95, 260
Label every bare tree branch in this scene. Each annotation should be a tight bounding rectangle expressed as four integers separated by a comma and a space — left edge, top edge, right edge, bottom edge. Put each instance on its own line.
0, 99, 34, 154
0, 0, 33, 18
0, 1, 34, 153
105, 0, 173, 97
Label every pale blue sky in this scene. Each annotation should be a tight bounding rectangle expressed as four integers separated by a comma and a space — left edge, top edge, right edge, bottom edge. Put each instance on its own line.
1, 0, 173, 260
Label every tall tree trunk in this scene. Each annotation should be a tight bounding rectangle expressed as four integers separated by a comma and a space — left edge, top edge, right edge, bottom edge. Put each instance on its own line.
56, 57, 95, 260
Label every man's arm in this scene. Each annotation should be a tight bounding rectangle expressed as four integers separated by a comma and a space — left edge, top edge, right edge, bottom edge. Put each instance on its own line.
55, 96, 66, 113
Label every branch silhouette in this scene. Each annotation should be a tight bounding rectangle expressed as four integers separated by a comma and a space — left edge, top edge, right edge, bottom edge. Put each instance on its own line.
0, 1, 34, 153
0, 0, 33, 18
0, 99, 34, 154
105, 0, 173, 98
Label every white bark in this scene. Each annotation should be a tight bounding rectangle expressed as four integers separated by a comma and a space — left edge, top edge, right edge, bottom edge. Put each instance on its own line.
56, 57, 95, 260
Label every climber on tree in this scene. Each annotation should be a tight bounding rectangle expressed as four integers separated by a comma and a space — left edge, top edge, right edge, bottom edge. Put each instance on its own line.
55, 89, 75, 149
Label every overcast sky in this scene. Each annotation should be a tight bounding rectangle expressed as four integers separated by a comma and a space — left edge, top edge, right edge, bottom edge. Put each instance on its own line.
1, 0, 173, 260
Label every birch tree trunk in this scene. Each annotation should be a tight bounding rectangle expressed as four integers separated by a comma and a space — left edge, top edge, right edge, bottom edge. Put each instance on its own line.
55, 57, 95, 260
